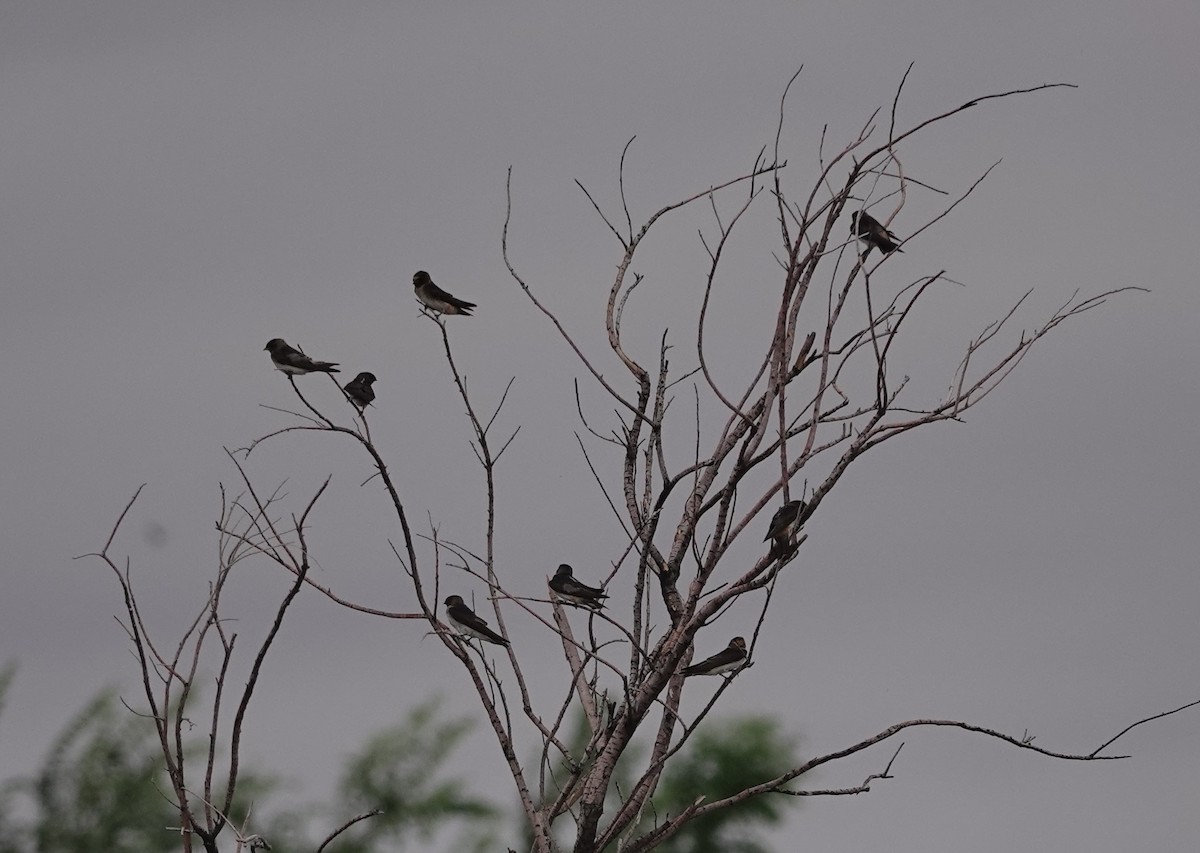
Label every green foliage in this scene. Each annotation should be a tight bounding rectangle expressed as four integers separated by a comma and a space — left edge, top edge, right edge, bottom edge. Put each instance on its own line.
16, 687, 181, 853
520, 709, 645, 852
0, 673, 790, 853
327, 697, 499, 852
650, 716, 798, 853
0, 663, 25, 853
527, 711, 797, 853
0, 678, 498, 853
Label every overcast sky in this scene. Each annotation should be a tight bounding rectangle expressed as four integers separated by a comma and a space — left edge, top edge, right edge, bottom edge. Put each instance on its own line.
2, 1, 1199, 850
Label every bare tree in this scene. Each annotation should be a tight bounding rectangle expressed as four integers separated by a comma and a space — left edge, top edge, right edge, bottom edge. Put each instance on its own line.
80, 471, 392, 853
87, 70, 1195, 853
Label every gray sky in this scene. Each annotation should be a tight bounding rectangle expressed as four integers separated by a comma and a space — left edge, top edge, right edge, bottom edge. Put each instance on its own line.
2, 1, 1199, 850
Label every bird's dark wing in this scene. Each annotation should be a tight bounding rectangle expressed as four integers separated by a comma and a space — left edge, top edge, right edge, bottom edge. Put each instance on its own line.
682, 645, 745, 676
450, 603, 508, 645
552, 575, 607, 599
427, 281, 477, 311
764, 501, 802, 541
275, 344, 314, 368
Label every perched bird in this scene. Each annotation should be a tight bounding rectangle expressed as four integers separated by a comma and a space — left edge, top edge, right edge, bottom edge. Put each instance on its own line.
264, 339, 340, 375
413, 270, 476, 316
549, 564, 609, 610
343, 372, 377, 409
850, 210, 903, 256
683, 636, 748, 677
444, 595, 509, 646
764, 499, 805, 544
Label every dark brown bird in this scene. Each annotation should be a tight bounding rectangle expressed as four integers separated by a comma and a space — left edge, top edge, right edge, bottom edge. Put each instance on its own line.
444, 595, 509, 646
764, 499, 805, 543
851, 210, 903, 255
683, 636, 747, 677
549, 564, 608, 610
343, 372, 377, 409
414, 270, 476, 316
264, 339, 340, 375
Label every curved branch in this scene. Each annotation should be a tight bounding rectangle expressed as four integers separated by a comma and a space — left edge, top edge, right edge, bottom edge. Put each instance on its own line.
625, 706, 1187, 853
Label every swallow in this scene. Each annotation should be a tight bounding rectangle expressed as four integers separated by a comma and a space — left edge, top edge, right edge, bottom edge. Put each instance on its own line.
264, 339, 340, 375
683, 636, 747, 677
850, 210, 903, 256
549, 564, 609, 610
444, 595, 509, 646
413, 270, 476, 316
764, 499, 805, 544
343, 372, 377, 409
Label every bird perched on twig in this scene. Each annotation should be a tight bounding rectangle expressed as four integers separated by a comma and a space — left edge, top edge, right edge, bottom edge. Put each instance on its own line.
549, 564, 609, 610
264, 339, 340, 375
851, 210, 903, 256
342, 372, 377, 409
683, 637, 747, 677
764, 499, 805, 555
413, 270, 476, 316
444, 595, 509, 646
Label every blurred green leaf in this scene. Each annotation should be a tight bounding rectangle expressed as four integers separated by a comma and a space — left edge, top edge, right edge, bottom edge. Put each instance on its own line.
322, 696, 499, 852
0, 682, 497, 853
650, 716, 798, 853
